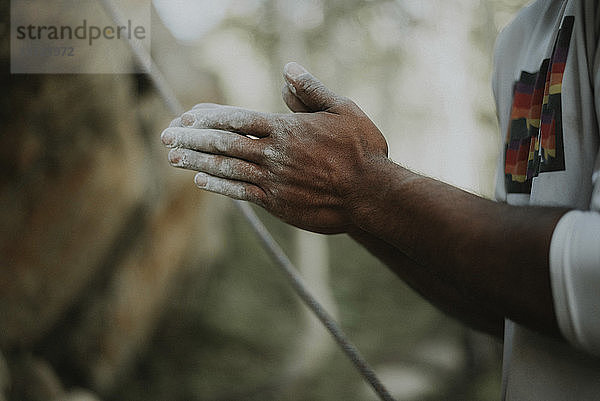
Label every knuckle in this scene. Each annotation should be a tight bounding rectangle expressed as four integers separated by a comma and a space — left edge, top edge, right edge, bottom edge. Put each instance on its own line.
253, 166, 268, 185
262, 144, 282, 164
300, 80, 323, 98
212, 136, 231, 154
196, 153, 213, 171
247, 138, 264, 160
214, 155, 230, 175
274, 114, 296, 135
259, 112, 276, 130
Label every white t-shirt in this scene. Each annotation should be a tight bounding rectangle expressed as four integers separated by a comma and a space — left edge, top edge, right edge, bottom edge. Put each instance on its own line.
492, 0, 600, 399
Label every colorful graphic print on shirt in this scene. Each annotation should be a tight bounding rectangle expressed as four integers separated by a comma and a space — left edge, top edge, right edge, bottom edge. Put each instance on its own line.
504, 16, 574, 194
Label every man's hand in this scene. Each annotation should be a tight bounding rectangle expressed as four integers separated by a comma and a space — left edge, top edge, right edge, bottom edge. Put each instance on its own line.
160, 62, 568, 339
161, 62, 388, 234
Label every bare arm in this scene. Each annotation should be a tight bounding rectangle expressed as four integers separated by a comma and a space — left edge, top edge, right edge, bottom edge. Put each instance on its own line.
161, 63, 567, 338
349, 227, 505, 337
347, 161, 566, 337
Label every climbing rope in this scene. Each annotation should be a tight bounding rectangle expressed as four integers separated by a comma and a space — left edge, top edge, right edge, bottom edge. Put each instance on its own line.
99, 1, 396, 400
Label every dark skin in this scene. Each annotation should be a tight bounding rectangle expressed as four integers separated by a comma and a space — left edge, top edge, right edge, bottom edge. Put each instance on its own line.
161, 62, 569, 339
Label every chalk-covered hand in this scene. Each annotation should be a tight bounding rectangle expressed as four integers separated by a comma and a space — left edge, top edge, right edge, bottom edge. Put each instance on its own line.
161, 62, 388, 234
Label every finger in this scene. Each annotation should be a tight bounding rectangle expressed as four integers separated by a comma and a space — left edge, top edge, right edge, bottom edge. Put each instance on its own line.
180, 107, 276, 138
283, 62, 343, 112
281, 83, 311, 113
161, 127, 264, 163
168, 148, 262, 184
194, 172, 266, 205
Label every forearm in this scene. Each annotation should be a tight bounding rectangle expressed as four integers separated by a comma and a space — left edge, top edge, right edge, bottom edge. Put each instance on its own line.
349, 157, 568, 337
349, 227, 505, 337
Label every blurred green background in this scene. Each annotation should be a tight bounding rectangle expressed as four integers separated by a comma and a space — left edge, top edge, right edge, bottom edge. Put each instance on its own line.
1, 0, 528, 400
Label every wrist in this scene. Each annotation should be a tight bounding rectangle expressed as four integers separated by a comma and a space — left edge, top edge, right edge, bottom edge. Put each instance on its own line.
345, 156, 418, 233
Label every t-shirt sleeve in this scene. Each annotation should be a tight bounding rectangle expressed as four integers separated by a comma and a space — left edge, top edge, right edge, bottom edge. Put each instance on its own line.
550, 209, 600, 355
549, 22, 600, 356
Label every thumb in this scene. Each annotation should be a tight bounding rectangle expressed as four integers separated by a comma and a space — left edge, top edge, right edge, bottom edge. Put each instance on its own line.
281, 83, 311, 113
283, 62, 342, 112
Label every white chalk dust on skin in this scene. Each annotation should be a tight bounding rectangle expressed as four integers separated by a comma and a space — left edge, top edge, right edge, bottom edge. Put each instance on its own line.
286, 81, 297, 95
181, 113, 196, 127
262, 146, 283, 164
168, 127, 238, 156
185, 108, 257, 132
202, 174, 247, 200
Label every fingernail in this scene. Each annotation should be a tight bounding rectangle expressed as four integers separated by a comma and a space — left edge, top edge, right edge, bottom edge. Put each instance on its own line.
195, 173, 208, 187
284, 62, 307, 79
181, 113, 196, 127
161, 129, 175, 146
168, 149, 182, 166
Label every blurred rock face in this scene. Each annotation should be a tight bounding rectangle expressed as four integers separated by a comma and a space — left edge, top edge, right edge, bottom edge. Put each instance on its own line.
0, 72, 147, 348
0, 0, 223, 399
